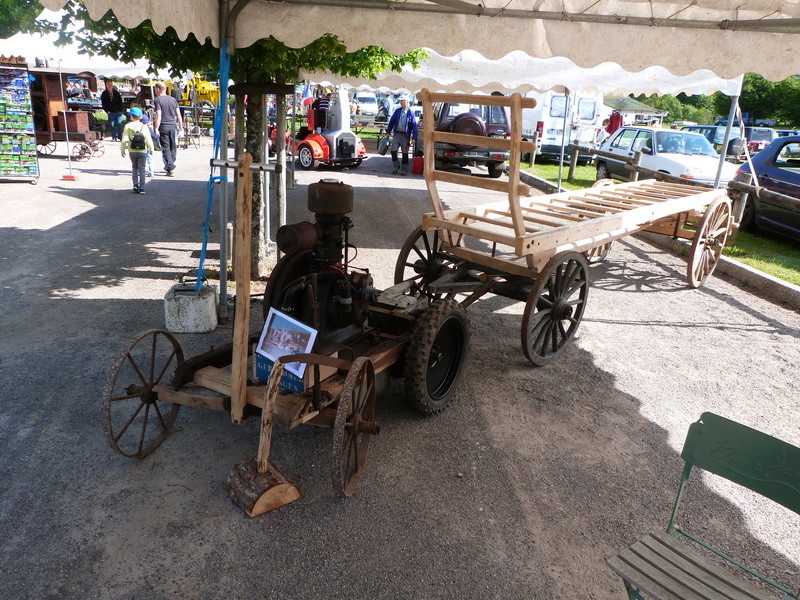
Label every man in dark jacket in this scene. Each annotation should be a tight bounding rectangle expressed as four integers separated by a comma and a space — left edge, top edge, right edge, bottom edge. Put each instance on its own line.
385, 97, 418, 175
100, 79, 124, 141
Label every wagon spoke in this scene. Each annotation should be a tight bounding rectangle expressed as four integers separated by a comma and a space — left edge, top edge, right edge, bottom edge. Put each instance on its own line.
550, 321, 560, 353
150, 333, 157, 381
114, 401, 145, 443
412, 244, 427, 262
422, 231, 432, 256
154, 349, 177, 385
126, 353, 148, 386
109, 392, 144, 402
557, 319, 569, 341
153, 401, 168, 431
137, 403, 151, 455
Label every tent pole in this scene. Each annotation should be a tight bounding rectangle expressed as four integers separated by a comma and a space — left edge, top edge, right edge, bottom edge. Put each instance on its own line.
557, 88, 570, 191
714, 77, 742, 187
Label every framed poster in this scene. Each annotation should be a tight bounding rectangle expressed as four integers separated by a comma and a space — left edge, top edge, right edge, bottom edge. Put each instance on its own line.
256, 308, 317, 378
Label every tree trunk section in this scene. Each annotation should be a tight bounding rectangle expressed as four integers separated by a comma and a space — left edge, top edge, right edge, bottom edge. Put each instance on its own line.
245, 90, 269, 280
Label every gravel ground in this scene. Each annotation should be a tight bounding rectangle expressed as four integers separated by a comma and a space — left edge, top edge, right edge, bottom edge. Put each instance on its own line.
0, 140, 797, 599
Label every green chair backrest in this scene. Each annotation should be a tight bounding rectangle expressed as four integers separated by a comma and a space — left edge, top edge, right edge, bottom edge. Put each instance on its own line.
681, 412, 800, 516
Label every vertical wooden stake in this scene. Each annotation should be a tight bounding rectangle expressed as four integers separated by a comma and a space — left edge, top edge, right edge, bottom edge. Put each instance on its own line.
257, 362, 285, 472
231, 152, 253, 425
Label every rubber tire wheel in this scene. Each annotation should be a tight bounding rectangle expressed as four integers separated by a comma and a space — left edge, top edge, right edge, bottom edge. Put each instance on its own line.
297, 145, 317, 170
404, 299, 470, 415
449, 112, 486, 150
596, 162, 610, 181
352, 158, 363, 168
487, 162, 504, 178
739, 197, 758, 232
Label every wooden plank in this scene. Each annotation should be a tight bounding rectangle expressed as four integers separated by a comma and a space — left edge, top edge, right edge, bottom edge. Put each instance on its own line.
419, 90, 447, 225
431, 130, 535, 153
151, 383, 227, 411
230, 152, 253, 425
487, 208, 566, 229
462, 211, 541, 234
556, 196, 623, 214
426, 215, 519, 247
608, 551, 699, 600
531, 198, 611, 218
424, 91, 535, 109
583, 192, 658, 208
518, 205, 584, 223
444, 244, 535, 277
432, 169, 530, 197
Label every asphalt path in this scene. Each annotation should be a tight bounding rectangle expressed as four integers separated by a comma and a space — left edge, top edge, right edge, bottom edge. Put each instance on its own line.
1, 140, 798, 599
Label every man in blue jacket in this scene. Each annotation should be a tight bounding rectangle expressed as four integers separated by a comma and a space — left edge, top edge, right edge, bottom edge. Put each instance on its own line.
386, 97, 418, 175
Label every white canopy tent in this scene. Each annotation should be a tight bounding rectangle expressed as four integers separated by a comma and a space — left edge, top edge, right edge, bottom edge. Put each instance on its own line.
303, 49, 745, 97
39, 0, 800, 80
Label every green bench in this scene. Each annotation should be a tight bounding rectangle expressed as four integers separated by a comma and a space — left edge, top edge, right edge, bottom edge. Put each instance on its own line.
607, 412, 800, 600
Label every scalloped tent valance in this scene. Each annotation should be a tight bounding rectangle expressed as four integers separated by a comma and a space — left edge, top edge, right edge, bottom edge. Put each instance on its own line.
303, 49, 745, 97
39, 0, 800, 81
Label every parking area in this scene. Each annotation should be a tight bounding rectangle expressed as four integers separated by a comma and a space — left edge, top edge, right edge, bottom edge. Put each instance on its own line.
0, 142, 798, 599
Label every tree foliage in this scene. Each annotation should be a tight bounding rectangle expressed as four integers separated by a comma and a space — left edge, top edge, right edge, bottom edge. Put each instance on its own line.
0, 0, 46, 38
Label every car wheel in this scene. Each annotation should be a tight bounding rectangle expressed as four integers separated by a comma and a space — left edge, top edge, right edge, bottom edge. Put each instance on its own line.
596, 162, 610, 181
297, 145, 317, 170
739, 197, 758, 232
487, 162, 504, 178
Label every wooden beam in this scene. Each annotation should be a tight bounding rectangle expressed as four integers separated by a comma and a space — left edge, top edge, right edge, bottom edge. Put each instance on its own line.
426, 215, 518, 246
444, 244, 535, 278
431, 130, 535, 153
432, 169, 529, 196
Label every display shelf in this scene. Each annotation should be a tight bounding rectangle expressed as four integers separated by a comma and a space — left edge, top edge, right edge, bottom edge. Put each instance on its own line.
0, 63, 40, 182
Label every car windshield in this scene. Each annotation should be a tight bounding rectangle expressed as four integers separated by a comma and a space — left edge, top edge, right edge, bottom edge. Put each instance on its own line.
655, 131, 717, 157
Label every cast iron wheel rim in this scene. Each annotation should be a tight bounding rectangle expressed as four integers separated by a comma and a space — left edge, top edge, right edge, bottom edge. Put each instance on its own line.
37, 142, 56, 156
583, 242, 613, 264
394, 227, 455, 299
687, 197, 732, 289
404, 300, 470, 415
331, 357, 376, 497
297, 145, 316, 170
102, 329, 184, 458
521, 252, 590, 366
90, 141, 105, 157
72, 143, 91, 162
596, 163, 610, 181
262, 251, 314, 320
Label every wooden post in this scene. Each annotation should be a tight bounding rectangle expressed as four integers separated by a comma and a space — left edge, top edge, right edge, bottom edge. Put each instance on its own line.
230, 152, 253, 425
528, 132, 538, 168
568, 146, 579, 183
632, 151, 642, 181
729, 171, 751, 245
256, 362, 285, 472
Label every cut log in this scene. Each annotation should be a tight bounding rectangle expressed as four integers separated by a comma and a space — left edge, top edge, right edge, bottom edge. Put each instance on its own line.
226, 457, 300, 517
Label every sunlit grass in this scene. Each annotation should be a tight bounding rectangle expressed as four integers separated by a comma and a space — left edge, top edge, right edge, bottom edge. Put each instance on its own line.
724, 231, 800, 286
522, 161, 597, 191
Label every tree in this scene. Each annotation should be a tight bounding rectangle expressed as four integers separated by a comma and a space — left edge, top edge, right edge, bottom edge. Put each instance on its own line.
25, 2, 425, 278
0, 0, 45, 38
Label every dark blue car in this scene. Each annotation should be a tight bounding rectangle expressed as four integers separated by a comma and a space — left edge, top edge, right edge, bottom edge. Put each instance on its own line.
734, 135, 800, 242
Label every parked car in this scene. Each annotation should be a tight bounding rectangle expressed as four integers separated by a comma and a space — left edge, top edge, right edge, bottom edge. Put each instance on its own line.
681, 125, 739, 155
777, 129, 800, 137
733, 135, 800, 241
432, 101, 510, 177
595, 126, 738, 186
742, 126, 779, 154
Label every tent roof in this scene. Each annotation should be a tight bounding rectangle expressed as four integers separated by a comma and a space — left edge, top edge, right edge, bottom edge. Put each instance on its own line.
304, 49, 744, 97
605, 98, 667, 115
40, 0, 800, 80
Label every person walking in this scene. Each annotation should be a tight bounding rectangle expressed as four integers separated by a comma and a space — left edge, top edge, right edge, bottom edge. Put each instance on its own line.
100, 79, 124, 141
120, 107, 154, 194
385, 96, 418, 175
140, 112, 156, 177
152, 81, 182, 176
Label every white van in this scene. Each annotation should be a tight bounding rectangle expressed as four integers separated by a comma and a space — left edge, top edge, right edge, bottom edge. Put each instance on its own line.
353, 92, 379, 125
522, 91, 605, 164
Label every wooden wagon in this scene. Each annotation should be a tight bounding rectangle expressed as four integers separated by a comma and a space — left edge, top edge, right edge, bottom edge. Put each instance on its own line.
394, 90, 735, 365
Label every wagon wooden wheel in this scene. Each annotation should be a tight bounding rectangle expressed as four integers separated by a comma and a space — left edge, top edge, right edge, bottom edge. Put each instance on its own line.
37, 142, 56, 156
72, 143, 92, 162
584, 242, 613, 264
89, 140, 105, 157
394, 227, 458, 299
102, 329, 184, 458
521, 252, 590, 366
687, 197, 732, 289
332, 356, 378, 497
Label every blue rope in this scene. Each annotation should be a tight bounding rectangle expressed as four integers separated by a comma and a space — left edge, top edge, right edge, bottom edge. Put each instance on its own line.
195, 40, 232, 292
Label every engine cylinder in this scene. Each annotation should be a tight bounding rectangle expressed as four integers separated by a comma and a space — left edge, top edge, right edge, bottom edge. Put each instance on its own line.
308, 179, 353, 215
276, 221, 318, 255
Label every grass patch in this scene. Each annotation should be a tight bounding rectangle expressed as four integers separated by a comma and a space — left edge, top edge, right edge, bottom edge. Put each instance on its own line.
522, 161, 597, 190
724, 231, 800, 286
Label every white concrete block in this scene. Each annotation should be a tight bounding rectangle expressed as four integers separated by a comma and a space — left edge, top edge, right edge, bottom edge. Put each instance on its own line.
164, 283, 218, 333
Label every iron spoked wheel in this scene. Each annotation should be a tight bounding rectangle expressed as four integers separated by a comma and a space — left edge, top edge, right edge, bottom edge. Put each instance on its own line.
72, 143, 91, 162
89, 140, 105, 157
394, 227, 457, 299
687, 197, 732, 289
583, 242, 613, 264
262, 251, 313, 320
37, 142, 56, 156
297, 145, 317, 170
521, 252, 590, 366
404, 300, 470, 415
102, 329, 184, 458
332, 357, 377, 497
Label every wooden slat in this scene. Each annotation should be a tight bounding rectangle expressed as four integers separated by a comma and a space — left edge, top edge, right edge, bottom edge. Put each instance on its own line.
431, 130, 535, 153
461, 211, 541, 234
487, 208, 567, 228
444, 244, 536, 277
431, 168, 530, 196
426, 215, 519, 246
529, 198, 611, 218
518, 204, 584, 223
608, 531, 771, 600
424, 91, 535, 109
583, 192, 658, 208
151, 383, 227, 411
